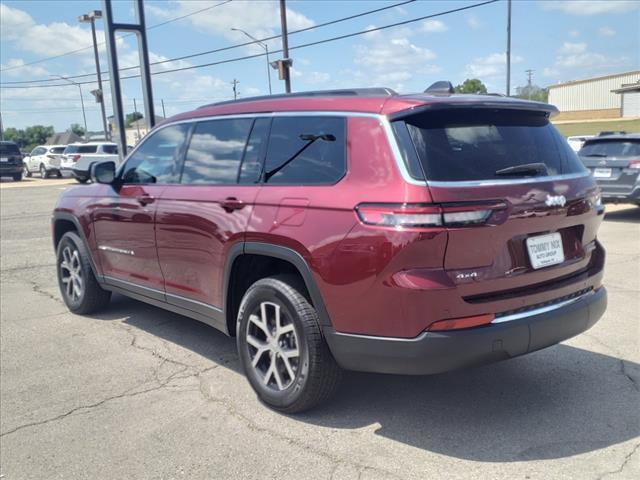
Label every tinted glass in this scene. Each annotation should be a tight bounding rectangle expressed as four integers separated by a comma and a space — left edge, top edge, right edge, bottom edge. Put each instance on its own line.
239, 118, 270, 184
0, 143, 21, 155
102, 145, 118, 154
121, 124, 189, 184
579, 140, 640, 157
32, 147, 47, 155
181, 118, 252, 184
264, 116, 346, 185
64, 145, 98, 154
403, 109, 586, 181
49, 147, 65, 154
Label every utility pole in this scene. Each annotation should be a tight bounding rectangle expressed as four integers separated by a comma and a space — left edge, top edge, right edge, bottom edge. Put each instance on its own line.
161, 99, 166, 118
231, 28, 272, 95
279, 0, 292, 93
525, 69, 534, 100
506, 0, 512, 96
51, 75, 88, 140
133, 98, 141, 140
0, 111, 4, 141
79, 10, 109, 141
232, 79, 240, 100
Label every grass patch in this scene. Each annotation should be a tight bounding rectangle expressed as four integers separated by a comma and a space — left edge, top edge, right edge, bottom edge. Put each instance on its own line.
553, 119, 640, 137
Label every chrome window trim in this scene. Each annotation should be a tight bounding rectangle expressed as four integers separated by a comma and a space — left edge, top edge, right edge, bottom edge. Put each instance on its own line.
427, 171, 591, 188
125, 111, 425, 188
491, 289, 595, 324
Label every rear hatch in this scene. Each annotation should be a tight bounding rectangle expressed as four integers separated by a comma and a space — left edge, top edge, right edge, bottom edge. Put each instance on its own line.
47, 146, 66, 168
0, 142, 23, 165
394, 107, 603, 303
63, 144, 99, 168
578, 137, 640, 197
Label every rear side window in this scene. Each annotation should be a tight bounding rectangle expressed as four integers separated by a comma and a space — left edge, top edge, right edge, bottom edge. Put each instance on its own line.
181, 118, 253, 184
64, 145, 98, 154
264, 116, 346, 185
49, 147, 65, 154
121, 124, 189, 184
579, 140, 640, 157
0, 143, 20, 155
401, 109, 585, 182
101, 145, 118, 154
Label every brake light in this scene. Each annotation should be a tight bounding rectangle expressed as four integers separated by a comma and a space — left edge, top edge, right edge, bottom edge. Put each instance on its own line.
46, 154, 56, 159
72, 155, 80, 162
628, 160, 640, 169
355, 202, 506, 229
427, 313, 495, 331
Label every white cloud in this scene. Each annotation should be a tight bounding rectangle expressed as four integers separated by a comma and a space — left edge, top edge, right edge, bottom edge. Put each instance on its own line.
464, 52, 523, 78
0, 58, 50, 78
541, 0, 640, 15
558, 42, 587, 55
356, 38, 436, 69
146, 0, 313, 51
598, 26, 616, 37
421, 20, 448, 33
466, 15, 482, 30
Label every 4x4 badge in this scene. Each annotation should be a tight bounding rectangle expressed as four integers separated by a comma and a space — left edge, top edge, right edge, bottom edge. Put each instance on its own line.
545, 194, 566, 207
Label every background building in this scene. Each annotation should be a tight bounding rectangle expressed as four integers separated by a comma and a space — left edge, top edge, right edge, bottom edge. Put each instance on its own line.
548, 71, 640, 121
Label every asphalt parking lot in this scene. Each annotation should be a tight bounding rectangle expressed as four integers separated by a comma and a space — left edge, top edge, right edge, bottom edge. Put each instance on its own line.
0, 181, 638, 480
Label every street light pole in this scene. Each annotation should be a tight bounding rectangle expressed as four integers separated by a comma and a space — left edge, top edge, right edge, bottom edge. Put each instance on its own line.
79, 10, 110, 140
231, 28, 272, 95
279, 0, 292, 93
51, 75, 88, 139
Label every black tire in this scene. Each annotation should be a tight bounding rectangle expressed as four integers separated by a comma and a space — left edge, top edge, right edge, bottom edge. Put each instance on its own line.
23, 163, 32, 177
237, 275, 342, 413
12, 172, 22, 181
75, 176, 89, 184
56, 170, 63, 178
40, 164, 49, 179
56, 231, 111, 314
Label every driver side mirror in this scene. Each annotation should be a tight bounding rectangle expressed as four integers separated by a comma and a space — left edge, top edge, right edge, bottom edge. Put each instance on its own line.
91, 161, 116, 184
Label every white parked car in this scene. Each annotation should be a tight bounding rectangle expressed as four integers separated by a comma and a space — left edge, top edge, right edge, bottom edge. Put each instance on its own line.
60, 142, 120, 183
23, 144, 67, 178
567, 135, 595, 153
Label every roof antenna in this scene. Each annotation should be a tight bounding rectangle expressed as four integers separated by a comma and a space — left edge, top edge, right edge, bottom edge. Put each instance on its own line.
425, 81, 455, 95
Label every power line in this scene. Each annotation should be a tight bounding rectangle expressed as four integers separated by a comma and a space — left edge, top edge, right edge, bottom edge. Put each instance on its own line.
0, 0, 233, 74
2, 0, 417, 85
0, 0, 498, 90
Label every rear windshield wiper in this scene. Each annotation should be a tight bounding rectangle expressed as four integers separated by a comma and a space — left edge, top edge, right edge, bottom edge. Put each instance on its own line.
583, 153, 608, 157
264, 133, 335, 182
495, 162, 549, 177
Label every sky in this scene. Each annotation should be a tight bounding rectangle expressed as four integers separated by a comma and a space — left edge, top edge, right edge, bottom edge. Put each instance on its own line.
1, 0, 639, 132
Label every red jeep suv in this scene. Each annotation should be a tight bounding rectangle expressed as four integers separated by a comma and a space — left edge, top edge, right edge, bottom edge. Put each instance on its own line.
53, 84, 607, 412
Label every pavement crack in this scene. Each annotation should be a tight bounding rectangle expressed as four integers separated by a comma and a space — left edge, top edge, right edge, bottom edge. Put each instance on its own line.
596, 443, 640, 480
619, 360, 639, 392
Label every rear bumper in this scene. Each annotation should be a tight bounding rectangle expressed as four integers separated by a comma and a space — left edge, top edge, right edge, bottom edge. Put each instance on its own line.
599, 183, 640, 204
324, 287, 607, 375
0, 164, 22, 175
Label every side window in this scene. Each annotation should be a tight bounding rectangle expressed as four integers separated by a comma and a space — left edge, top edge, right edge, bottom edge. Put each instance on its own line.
181, 118, 253, 185
32, 147, 46, 156
120, 124, 189, 184
102, 145, 118, 155
239, 118, 271, 184
264, 116, 346, 185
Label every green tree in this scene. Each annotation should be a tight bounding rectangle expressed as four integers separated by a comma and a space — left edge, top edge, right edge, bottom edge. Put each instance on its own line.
68, 123, 85, 137
23, 125, 54, 150
3, 127, 27, 148
515, 85, 549, 102
125, 112, 143, 128
454, 78, 488, 94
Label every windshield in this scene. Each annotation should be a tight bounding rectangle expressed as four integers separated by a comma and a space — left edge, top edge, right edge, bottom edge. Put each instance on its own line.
400, 109, 586, 181
64, 145, 98, 154
0, 143, 21, 155
579, 140, 640, 157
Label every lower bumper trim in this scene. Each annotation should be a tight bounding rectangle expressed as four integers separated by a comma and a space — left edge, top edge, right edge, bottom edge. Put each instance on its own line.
324, 287, 607, 375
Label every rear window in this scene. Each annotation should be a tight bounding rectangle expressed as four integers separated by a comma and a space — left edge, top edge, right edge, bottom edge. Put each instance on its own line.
49, 147, 65, 154
0, 143, 20, 155
102, 145, 118, 154
64, 145, 98, 154
578, 140, 640, 158
400, 109, 585, 182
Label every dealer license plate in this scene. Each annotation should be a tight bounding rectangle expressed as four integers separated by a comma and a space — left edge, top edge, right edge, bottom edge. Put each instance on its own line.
526, 232, 565, 270
593, 168, 612, 178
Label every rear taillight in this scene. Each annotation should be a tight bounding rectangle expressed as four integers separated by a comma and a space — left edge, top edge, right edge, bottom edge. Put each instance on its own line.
72, 155, 80, 162
628, 160, 640, 169
46, 154, 55, 159
427, 313, 495, 331
355, 202, 506, 229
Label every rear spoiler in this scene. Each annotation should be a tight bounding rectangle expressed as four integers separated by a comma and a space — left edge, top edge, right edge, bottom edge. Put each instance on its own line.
388, 100, 559, 121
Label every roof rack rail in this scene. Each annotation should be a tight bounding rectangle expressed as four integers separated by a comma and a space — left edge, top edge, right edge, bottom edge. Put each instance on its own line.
199, 87, 398, 109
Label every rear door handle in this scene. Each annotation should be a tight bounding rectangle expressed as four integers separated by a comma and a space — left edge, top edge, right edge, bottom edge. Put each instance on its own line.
221, 197, 244, 212
136, 194, 155, 206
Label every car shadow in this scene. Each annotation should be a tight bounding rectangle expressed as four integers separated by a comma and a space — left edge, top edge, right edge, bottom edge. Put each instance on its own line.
604, 205, 640, 224
89, 294, 639, 463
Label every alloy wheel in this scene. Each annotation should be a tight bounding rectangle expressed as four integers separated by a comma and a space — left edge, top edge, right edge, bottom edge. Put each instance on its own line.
246, 301, 300, 391
60, 246, 83, 301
